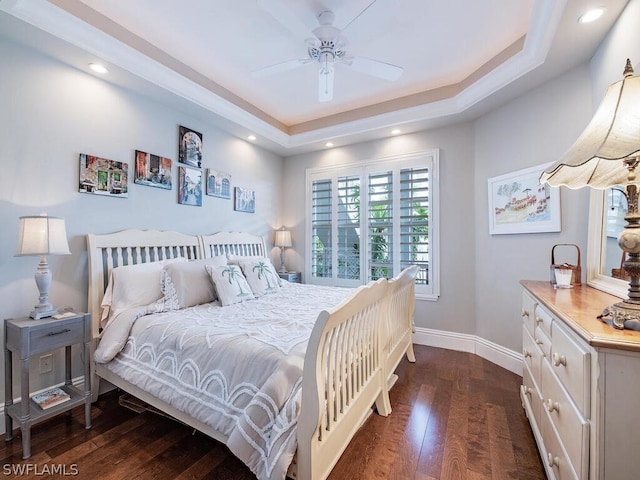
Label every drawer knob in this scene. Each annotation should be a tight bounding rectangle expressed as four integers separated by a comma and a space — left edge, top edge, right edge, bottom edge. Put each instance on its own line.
552, 352, 567, 367
547, 452, 560, 468
545, 398, 560, 413
47, 328, 71, 337
536, 339, 544, 346
521, 385, 533, 396
521, 308, 530, 318
536, 316, 544, 325
523, 349, 532, 358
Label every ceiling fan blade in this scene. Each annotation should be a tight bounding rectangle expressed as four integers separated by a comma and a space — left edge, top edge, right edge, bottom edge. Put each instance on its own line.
257, 0, 315, 40
348, 56, 403, 81
319, 68, 334, 102
252, 58, 306, 78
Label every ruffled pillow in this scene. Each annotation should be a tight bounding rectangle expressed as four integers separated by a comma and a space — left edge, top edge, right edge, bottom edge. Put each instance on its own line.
238, 258, 281, 296
205, 264, 254, 306
159, 256, 227, 310
100, 257, 186, 329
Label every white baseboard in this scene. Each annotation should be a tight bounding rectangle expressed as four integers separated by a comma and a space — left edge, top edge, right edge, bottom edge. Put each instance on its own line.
413, 327, 523, 375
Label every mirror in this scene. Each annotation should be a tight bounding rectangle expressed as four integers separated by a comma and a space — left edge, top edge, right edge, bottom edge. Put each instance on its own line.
587, 188, 629, 297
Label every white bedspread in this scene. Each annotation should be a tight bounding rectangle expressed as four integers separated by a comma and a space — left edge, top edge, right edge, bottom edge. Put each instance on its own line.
97, 282, 352, 480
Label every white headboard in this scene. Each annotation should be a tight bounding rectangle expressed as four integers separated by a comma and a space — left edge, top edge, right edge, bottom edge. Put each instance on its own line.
200, 231, 266, 259
86, 230, 267, 337
86, 229, 202, 336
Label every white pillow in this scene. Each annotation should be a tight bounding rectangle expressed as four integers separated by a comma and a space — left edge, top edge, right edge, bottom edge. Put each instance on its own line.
100, 257, 186, 329
239, 258, 281, 296
228, 254, 282, 286
205, 264, 254, 306
160, 256, 227, 310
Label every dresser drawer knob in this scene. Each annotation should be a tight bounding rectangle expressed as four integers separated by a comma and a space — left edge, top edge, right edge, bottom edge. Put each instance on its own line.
536, 339, 544, 346
552, 352, 567, 367
521, 308, 530, 318
521, 385, 533, 396
547, 452, 560, 468
545, 398, 560, 413
536, 316, 544, 325
46, 328, 71, 337
523, 349, 532, 358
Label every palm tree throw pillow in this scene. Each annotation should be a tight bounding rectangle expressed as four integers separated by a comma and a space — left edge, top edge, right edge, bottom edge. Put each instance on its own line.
206, 264, 255, 306
239, 258, 281, 297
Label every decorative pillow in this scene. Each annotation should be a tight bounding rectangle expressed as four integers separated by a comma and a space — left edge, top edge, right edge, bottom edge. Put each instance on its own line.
205, 264, 254, 306
160, 256, 227, 310
100, 257, 186, 329
239, 258, 281, 296
228, 254, 283, 286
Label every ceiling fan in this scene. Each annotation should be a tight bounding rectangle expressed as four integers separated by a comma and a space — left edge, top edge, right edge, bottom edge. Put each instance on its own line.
254, 0, 404, 102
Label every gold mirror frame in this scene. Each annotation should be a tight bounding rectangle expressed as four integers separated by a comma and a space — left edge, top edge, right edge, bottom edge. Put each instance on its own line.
587, 189, 628, 298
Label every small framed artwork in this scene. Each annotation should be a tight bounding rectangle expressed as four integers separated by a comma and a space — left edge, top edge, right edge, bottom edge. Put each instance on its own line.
134, 150, 172, 189
206, 169, 232, 199
234, 186, 255, 213
178, 125, 202, 168
78, 153, 128, 198
488, 162, 560, 235
178, 166, 203, 206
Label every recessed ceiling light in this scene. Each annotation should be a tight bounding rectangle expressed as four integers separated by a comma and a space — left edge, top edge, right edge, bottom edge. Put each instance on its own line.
89, 63, 108, 74
325, 142, 334, 147
578, 7, 604, 24
247, 134, 257, 141
391, 129, 401, 135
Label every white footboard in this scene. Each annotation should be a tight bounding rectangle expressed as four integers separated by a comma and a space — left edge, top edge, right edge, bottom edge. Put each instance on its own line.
296, 278, 391, 480
386, 266, 419, 387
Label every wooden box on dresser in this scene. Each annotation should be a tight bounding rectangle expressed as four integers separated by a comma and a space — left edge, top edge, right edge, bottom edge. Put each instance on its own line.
520, 280, 640, 480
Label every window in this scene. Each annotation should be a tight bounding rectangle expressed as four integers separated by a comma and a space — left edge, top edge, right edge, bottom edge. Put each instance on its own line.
306, 151, 439, 300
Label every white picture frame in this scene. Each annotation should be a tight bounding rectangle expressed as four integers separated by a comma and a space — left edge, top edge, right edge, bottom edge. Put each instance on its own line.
488, 162, 561, 235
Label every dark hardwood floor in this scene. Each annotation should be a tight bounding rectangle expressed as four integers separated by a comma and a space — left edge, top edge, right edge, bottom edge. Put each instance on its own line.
0, 345, 545, 479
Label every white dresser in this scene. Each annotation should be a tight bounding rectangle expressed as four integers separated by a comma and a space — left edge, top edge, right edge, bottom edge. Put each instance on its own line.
520, 281, 640, 480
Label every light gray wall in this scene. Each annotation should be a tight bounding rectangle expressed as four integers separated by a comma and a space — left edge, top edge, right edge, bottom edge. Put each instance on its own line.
0, 37, 283, 394
473, 63, 592, 352
283, 123, 477, 335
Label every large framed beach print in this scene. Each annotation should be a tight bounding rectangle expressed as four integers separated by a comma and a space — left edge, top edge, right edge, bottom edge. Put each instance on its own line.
488, 162, 560, 235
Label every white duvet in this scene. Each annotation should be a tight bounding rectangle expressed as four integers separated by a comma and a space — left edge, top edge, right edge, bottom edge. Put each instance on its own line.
95, 282, 352, 480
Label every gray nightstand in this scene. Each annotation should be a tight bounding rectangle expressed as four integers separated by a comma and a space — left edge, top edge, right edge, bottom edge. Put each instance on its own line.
278, 271, 301, 283
4, 310, 92, 459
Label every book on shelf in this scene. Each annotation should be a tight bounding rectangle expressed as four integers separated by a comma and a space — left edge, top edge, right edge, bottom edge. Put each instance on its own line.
31, 387, 71, 410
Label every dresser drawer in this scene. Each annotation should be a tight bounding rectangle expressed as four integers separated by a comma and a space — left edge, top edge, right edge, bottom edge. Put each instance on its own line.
550, 322, 591, 417
541, 360, 589, 479
523, 328, 543, 391
28, 319, 85, 356
535, 326, 552, 359
541, 411, 579, 480
522, 362, 543, 430
534, 304, 553, 338
522, 291, 537, 336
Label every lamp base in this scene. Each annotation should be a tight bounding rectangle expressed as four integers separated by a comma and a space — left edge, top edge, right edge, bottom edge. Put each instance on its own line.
30, 304, 58, 320
598, 301, 640, 331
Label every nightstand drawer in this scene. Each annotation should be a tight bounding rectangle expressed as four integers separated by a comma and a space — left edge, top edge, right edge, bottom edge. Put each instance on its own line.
29, 319, 85, 355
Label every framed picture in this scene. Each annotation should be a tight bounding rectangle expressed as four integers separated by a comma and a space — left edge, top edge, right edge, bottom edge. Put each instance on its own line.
234, 186, 255, 213
178, 166, 203, 206
178, 125, 202, 168
488, 162, 560, 235
78, 153, 128, 198
134, 150, 172, 189
206, 169, 232, 199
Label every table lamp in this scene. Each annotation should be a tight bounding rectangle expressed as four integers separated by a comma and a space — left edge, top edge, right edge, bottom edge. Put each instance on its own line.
540, 59, 640, 329
15, 214, 71, 319
274, 228, 292, 273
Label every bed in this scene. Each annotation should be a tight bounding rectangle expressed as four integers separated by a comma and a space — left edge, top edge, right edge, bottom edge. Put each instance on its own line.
86, 229, 417, 480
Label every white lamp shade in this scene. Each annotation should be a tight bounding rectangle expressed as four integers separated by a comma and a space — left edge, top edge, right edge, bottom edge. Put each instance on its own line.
541, 61, 640, 189
274, 229, 292, 248
16, 215, 71, 256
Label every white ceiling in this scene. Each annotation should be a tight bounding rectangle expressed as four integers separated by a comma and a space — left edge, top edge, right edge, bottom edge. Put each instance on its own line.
0, 0, 629, 155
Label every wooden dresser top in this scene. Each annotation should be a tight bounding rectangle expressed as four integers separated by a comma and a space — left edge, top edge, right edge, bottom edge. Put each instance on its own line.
521, 280, 640, 352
